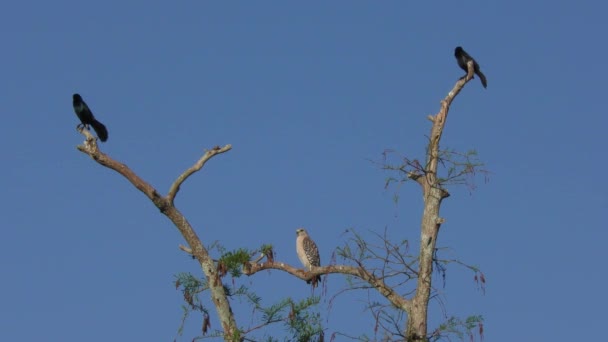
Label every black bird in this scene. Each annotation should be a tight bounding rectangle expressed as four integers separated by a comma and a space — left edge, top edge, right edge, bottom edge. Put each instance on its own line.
72, 94, 108, 142
454, 46, 487, 88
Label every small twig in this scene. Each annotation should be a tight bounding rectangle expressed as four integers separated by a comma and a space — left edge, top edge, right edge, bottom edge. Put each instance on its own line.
179, 244, 193, 254
251, 253, 265, 264
241, 318, 286, 335
166, 145, 232, 204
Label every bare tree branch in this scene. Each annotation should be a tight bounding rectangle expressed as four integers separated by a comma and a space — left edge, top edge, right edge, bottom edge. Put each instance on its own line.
76, 128, 166, 207
76, 128, 238, 341
244, 261, 411, 312
167, 145, 233, 204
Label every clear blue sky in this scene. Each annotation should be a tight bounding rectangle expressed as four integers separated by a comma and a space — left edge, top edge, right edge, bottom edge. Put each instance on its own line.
1, 1, 606, 341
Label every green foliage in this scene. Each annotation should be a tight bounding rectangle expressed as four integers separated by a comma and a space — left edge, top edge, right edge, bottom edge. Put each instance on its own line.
174, 244, 323, 341
260, 244, 275, 262
429, 315, 484, 342
261, 244, 273, 255
218, 248, 251, 277
285, 296, 324, 342
175, 272, 208, 310
237, 295, 323, 341
236, 293, 324, 341
174, 273, 210, 337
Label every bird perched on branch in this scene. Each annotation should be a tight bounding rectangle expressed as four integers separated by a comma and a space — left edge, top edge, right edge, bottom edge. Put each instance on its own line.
296, 228, 321, 287
72, 93, 108, 142
454, 46, 487, 88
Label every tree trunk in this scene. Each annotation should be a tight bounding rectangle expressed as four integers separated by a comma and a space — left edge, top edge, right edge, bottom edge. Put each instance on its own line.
406, 61, 475, 341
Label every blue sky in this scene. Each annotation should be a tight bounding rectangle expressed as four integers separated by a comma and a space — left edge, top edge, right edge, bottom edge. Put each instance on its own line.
1, 1, 606, 341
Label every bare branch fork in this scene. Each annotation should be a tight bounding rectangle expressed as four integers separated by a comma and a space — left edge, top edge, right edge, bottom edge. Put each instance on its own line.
76, 128, 237, 340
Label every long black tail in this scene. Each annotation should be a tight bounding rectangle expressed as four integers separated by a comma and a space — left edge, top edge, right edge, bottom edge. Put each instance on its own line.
476, 70, 487, 88
90, 119, 108, 142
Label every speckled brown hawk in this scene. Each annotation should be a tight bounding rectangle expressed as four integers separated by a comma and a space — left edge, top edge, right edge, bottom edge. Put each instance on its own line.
296, 228, 321, 286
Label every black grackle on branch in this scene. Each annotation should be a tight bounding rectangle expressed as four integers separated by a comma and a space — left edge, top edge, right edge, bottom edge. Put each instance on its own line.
454, 46, 487, 88
72, 93, 108, 142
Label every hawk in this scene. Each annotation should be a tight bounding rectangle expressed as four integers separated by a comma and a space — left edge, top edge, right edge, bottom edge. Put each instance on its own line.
296, 228, 321, 286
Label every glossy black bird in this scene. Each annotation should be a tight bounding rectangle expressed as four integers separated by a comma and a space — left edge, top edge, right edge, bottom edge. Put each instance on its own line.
454, 46, 487, 88
72, 94, 108, 142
